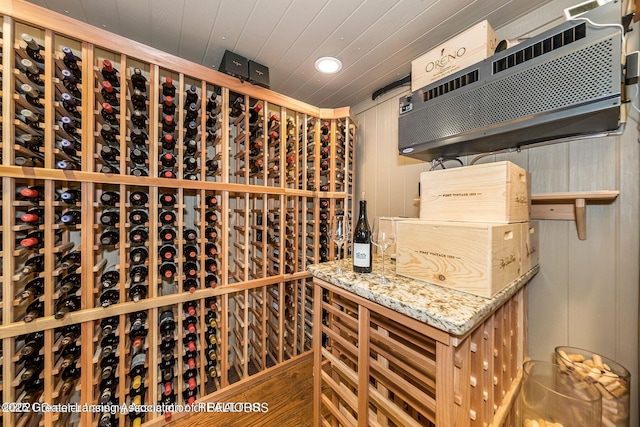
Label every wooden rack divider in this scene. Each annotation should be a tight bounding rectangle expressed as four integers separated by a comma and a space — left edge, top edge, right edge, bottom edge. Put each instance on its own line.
0, 1, 356, 426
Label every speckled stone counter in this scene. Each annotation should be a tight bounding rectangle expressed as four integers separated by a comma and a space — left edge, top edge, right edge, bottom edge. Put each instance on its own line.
308, 256, 539, 337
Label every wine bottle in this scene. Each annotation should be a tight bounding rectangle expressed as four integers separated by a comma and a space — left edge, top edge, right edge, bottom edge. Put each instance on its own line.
130, 148, 148, 166
205, 210, 218, 224
129, 225, 149, 246
61, 46, 81, 80
130, 246, 149, 264
352, 194, 372, 273
206, 92, 219, 113
159, 210, 176, 225
19, 331, 45, 358
21, 33, 44, 65
60, 209, 82, 226
16, 133, 44, 151
101, 103, 119, 126
20, 354, 45, 384
100, 289, 120, 308
100, 269, 120, 290
159, 226, 177, 242
161, 115, 176, 133
205, 159, 219, 176
206, 359, 217, 378
100, 190, 120, 206
131, 89, 147, 111
22, 254, 45, 275
60, 250, 82, 270
205, 195, 218, 208
58, 272, 81, 294
129, 265, 148, 284
129, 283, 147, 302
185, 102, 199, 122
17, 108, 42, 130
24, 299, 44, 322
131, 167, 149, 177
183, 228, 198, 242
183, 244, 198, 261
20, 230, 45, 249
159, 152, 176, 168
162, 77, 176, 97
129, 209, 149, 225
18, 57, 44, 88
60, 365, 81, 393
101, 60, 120, 88
160, 134, 175, 150
100, 146, 120, 163
229, 96, 244, 118
99, 317, 119, 340
129, 191, 148, 206
206, 343, 218, 361
183, 315, 198, 334
159, 309, 176, 335
100, 81, 119, 106
206, 296, 218, 311
60, 69, 82, 99
100, 228, 120, 246
162, 96, 176, 116
130, 68, 147, 92
159, 262, 177, 279
204, 227, 218, 240
205, 311, 217, 329
185, 85, 198, 104
130, 128, 148, 147
55, 295, 80, 319
19, 207, 45, 225
100, 209, 120, 226
205, 258, 217, 274
159, 244, 177, 261
100, 124, 118, 144
58, 342, 80, 369
183, 278, 198, 293
18, 83, 44, 110
205, 273, 218, 288
60, 188, 81, 205
100, 333, 119, 358
184, 139, 198, 157
60, 92, 81, 118
58, 323, 81, 347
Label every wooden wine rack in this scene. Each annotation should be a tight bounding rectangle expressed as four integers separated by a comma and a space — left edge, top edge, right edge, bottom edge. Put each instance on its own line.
0, 1, 356, 426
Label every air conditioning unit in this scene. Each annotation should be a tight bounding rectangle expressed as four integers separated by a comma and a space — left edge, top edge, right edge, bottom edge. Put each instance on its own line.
398, 2, 623, 161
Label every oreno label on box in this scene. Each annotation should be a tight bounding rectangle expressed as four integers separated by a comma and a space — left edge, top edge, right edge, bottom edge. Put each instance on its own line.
411, 20, 498, 91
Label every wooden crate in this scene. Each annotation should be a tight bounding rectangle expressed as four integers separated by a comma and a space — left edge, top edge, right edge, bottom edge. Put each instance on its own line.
378, 216, 418, 257
396, 220, 522, 298
411, 20, 498, 91
420, 161, 530, 223
521, 221, 539, 273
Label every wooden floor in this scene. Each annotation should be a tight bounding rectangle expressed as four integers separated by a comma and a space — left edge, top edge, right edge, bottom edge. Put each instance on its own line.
170, 353, 314, 427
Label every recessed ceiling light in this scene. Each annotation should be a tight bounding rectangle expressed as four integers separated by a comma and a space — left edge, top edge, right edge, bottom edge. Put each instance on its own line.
315, 56, 342, 74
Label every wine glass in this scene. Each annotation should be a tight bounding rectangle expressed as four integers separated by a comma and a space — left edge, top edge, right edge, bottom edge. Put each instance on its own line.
330, 215, 348, 274
372, 218, 396, 284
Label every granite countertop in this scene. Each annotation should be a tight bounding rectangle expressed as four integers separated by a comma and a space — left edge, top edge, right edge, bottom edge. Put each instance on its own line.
308, 256, 539, 337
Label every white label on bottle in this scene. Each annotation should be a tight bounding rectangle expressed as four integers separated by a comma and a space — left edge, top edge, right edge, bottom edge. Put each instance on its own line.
353, 243, 371, 267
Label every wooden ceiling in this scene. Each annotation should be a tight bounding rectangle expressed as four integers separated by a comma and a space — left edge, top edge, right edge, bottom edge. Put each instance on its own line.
26, 0, 553, 108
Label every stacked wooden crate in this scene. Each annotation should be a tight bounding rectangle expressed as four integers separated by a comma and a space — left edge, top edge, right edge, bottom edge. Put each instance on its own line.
396, 161, 539, 298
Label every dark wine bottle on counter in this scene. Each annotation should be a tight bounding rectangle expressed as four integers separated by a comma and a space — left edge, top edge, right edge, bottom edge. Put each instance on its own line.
352, 193, 372, 273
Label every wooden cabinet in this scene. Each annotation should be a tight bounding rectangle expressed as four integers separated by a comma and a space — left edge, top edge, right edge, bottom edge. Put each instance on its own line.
0, 1, 355, 426
310, 263, 538, 427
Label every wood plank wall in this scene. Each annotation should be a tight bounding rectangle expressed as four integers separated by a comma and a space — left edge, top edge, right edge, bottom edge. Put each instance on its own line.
352, 1, 639, 426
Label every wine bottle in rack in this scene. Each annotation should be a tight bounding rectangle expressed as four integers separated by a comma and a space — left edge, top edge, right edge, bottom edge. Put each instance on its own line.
19, 207, 45, 225
159, 261, 177, 280
21, 33, 44, 65
58, 342, 80, 369
185, 102, 199, 123
60, 209, 82, 226
19, 331, 45, 358
100, 227, 120, 246
131, 110, 147, 129
57, 323, 81, 347
130, 246, 149, 267
59, 69, 82, 99
100, 289, 120, 308
129, 209, 149, 225
22, 253, 45, 275
183, 244, 198, 261
58, 272, 81, 294
162, 76, 176, 98
229, 96, 244, 118
54, 294, 80, 319
100, 81, 119, 106
18, 57, 44, 88
23, 299, 44, 322
205, 273, 218, 288
100, 333, 119, 359
158, 243, 176, 261
16, 108, 43, 131
99, 316, 120, 338
131, 128, 148, 147
159, 210, 176, 225
161, 134, 175, 151
130, 190, 149, 206
100, 103, 119, 126
100, 269, 119, 290
100, 208, 120, 226
131, 89, 147, 111
101, 60, 120, 88
129, 311, 148, 352
59, 250, 82, 270
131, 68, 147, 92
19, 353, 45, 385
129, 283, 148, 303
129, 225, 149, 246
100, 190, 120, 206
60, 92, 81, 118
162, 96, 176, 116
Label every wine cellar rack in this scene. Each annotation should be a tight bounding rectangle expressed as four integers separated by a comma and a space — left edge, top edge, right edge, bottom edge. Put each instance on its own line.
0, 2, 356, 426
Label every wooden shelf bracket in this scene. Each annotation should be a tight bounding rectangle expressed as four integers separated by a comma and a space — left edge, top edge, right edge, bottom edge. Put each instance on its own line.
530, 190, 620, 240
